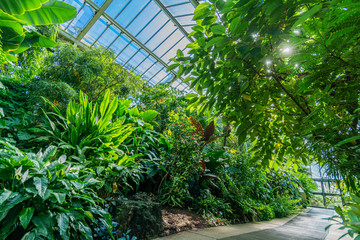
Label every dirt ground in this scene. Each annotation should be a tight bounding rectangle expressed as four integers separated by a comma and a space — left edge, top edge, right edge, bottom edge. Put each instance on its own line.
159, 208, 210, 236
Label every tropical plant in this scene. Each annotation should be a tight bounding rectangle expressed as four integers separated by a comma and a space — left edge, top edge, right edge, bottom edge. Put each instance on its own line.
133, 84, 188, 132
28, 80, 77, 114
171, 0, 360, 189
328, 195, 360, 240
0, 77, 40, 150
40, 43, 144, 100
0, 0, 77, 62
0, 142, 113, 240
158, 112, 203, 207
38, 90, 135, 161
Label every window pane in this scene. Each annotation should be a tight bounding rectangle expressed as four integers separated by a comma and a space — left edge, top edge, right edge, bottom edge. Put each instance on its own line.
167, 3, 194, 16
82, 17, 108, 45
115, 0, 149, 28
126, 2, 160, 36
136, 11, 168, 44
109, 35, 131, 56
106, 0, 131, 19
66, 4, 94, 37
96, 26, 120, 48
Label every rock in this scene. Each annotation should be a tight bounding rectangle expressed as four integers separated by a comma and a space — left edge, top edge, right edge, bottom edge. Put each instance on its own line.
112, 200, 163, 239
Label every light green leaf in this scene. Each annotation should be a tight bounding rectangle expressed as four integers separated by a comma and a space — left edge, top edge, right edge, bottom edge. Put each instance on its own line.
211, 24, 226, 35
51, 192, 66, 204
291, 5, 322, 30
129, 107, 140, 117
193, 2, 211, 20
0, 0, 48, 15
167, 63, 179, 72
140, 110, 158, 122
21, 231, 36, 240
205, 36, 226, 49
14, 0, 77, 26
33, 177, 48, 198
335, 136, 360, 146
57, 213, 69, 240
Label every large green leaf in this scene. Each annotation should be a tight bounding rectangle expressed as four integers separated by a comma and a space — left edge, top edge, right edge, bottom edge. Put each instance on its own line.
32, 214, 53, 237
193, 2, 211, 20
0, 20, 24, 50
33, 177, 48, 198
0, 0, 48, 15
0, 190, 30, 212
140, 110, 158, 122
14, 0, 77, 26
57, 213, 70, 240
19, 207, 35, 229
12, 30, 57, 54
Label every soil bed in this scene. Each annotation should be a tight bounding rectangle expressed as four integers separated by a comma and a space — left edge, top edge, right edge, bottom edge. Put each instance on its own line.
159, 208, 210, 237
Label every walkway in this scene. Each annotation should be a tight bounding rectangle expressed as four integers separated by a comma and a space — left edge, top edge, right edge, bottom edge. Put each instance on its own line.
156, 208, 352, 240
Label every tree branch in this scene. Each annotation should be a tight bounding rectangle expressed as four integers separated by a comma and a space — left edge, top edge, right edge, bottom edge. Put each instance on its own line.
272, 74, 310, 115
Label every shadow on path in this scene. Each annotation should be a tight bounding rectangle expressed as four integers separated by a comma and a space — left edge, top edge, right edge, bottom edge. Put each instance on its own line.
220, 208, 334, 240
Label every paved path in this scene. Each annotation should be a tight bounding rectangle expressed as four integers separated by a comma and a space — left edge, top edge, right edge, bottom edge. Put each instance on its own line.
156, 208, 352, 240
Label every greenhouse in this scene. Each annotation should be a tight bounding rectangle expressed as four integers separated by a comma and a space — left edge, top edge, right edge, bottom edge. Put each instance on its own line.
0, 0, 359, 239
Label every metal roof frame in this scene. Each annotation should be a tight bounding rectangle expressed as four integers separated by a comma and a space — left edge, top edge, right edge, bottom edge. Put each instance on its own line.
60, 0, 199, 91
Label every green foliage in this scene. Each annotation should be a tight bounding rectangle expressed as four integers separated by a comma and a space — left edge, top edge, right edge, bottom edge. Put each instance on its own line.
0, 77, 39, 149
133, 84, 188, 132
40, 43, 144, 101
328, 195, 360, 239
28, 80, 77, 113
38, 90, 135, 160
0, 0, 76, 62
270, 195, 301, 218
172, 0, 360, 189
158, 112, 203, 207
254, 203, 275, 221
38, 90, 147, 197
0, 142, 113, 240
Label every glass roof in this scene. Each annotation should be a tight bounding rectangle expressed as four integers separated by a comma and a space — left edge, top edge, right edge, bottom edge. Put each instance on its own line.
60, 0, 201, 92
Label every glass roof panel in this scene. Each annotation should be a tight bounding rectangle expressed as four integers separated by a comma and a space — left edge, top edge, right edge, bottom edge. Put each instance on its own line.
114, 0, 150, 28
176, 15, 195, 26
93, 0, 106, 7
126, 2, 160, 36
136, 12, 169, 43
167, 3, 194, 16
82, 17, 108, 46
61, 0, 198, 91
106, 0, 131, 19
117, 43, 139, 63
108, 34, 131, 56
95, 25, 119, 47
65, 4, 94, 37
63, 0, 84, 11
146, 21, 177, 50
162, 0, 190, 7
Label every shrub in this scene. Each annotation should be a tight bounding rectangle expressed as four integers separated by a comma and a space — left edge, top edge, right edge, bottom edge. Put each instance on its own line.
0, 142, 113, 240
255, 203, 275, 221
270, 195, 301, 218
40, 43, 143, 101
28, 80, 77, 114
38, 90, 135, 160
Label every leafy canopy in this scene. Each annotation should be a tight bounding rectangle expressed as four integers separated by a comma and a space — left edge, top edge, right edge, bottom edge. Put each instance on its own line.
0, 0, 77, 62
170, 0, 360, 186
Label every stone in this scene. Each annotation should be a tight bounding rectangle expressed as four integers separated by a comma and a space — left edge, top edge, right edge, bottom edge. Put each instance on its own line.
112, 199, 163, 239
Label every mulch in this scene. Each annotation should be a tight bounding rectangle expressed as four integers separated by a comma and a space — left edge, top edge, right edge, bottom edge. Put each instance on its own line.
159, 207, 211, 237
